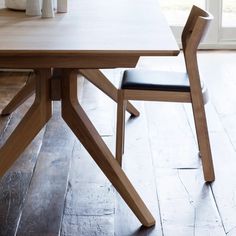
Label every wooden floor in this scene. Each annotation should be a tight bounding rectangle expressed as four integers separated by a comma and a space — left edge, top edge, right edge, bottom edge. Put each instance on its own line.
0, 51, 236, 235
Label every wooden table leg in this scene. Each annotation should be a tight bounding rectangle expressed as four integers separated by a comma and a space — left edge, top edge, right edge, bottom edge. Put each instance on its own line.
0, 69, 52, 177
61, 69, 155, 227
1, 74, 35, 115
79, 69, 140, 117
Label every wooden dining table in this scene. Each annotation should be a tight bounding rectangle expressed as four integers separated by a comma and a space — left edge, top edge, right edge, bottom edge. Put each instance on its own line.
0, 0, 179, 227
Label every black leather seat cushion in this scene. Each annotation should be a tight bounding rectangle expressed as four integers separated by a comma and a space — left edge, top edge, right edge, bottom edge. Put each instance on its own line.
121, 70, 190, 92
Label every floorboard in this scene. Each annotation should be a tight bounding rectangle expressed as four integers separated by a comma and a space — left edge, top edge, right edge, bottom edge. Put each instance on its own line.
145, 101, 225, 236
0, 72, 45, 236
185, 52, 236, 235
15, 102, 75, 236
115, 102, 162, 236
61, 74, 116, 236
146, 102, 199, 169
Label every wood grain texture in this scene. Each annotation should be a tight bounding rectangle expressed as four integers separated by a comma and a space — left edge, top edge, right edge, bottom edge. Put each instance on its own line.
2, 52, 236, 235
135, 52, 230, 235
61, 69, 155, 227
116, 90, 127, 165
0, 0, 179, 56
78, 71, 116, 137
61, 72, 116, 236
0, 72, 29, 136
123, 90, 191, 102
79, 69, 140, 117
61, 140, 115, 236
185, 51, 236, 235
1, 72, 35, 115
115, 6, 214, 181
0, 72, 45, 236
0, 130, 45, 236
16, 102, 75, 236
154, 169, 224, 236
1, 68, 140, 119
0, 2, 179, 229
145, 102, 224, 236
146, 103, 199, 169
115, 102, 162, 236
184, 102, 235, 235
0, 55, 140, 69
0, 69, 52, 177
0, 72, 29, 111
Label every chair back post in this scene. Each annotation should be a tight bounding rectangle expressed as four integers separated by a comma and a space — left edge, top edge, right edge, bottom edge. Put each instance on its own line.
181, 5, 213, 88
182, 5, 213, 54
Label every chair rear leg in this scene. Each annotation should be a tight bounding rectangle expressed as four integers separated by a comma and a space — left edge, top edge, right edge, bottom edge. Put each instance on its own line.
191, 99, 215, 182
116, 90, 127, 166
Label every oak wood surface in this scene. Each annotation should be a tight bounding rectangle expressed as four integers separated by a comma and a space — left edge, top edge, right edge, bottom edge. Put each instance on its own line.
0, 70, 156, 228
0, 0, 179, 57
123, 90, 191, 102
0, 69, 52, 177
0, 128, 45, 236
0, 72, 46, 236
1, 69, 140, 117
0, 0, 179, 230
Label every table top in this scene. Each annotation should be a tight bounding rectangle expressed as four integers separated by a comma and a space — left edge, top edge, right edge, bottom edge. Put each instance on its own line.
0, 0, 179, 57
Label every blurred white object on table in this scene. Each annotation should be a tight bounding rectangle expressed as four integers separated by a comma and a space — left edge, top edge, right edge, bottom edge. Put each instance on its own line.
57, 0, 67, 12
42, 0, 54, 17
5, 0, 26, 10
26, 0, 41, 16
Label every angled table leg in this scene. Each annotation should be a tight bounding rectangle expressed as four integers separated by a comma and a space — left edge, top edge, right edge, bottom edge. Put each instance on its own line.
79, 69, 140, 117
1, 74, 35, 115
61, 69, 155, 227
0, 69, 52, 177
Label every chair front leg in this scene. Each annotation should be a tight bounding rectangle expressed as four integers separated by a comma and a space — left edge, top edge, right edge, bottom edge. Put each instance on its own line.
116, 90, 127, 166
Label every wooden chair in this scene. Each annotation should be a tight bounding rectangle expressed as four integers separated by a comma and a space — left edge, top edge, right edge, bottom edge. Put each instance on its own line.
116, 5, 215, 182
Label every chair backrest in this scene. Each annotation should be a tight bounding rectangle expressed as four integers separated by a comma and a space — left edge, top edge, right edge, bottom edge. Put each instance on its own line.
182, 5, 213, 55
181, 5, 213, 88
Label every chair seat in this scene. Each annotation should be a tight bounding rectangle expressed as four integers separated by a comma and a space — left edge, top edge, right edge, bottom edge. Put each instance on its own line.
121, 70, 190, 92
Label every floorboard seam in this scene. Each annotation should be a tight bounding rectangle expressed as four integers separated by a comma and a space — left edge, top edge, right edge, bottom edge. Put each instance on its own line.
212, 103, 236, 154
14, 127, 46, 236
0, 114, 12, 143
210, 185, 227, 235
59, 139, 76, 236
144, 103, 164, 236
